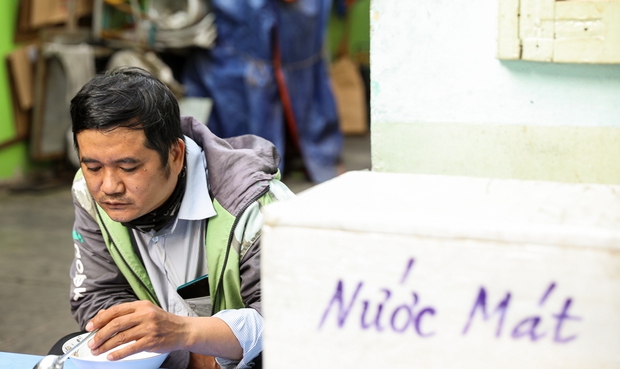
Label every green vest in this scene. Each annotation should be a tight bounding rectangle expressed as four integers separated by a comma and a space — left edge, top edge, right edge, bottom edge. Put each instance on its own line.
94, 197, 254, 314
75, 165, 284, 314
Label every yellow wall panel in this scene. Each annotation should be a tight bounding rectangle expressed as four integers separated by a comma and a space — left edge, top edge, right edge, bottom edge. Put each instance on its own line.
373, 122, 620, 184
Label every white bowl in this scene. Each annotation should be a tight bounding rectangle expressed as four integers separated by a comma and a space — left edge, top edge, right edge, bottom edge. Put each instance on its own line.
63, 333, 168, 369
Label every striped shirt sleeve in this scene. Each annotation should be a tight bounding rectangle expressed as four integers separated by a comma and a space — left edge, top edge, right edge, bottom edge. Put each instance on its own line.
213, 308, 263, 369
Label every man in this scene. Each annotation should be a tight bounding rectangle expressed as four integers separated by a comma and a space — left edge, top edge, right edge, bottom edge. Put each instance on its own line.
68, 67, 294, 368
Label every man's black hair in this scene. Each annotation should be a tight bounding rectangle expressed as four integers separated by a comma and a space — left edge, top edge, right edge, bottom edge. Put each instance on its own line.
70, 66, 184, 170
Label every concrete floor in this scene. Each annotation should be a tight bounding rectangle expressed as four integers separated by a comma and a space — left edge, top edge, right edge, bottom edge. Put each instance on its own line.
0, 134, 371, 356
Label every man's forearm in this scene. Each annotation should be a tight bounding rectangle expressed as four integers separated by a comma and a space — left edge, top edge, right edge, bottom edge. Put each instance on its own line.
185, 316, 243, 360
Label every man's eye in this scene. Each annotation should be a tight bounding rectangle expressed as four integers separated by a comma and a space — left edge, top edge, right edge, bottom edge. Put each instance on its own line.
86, 167, 101, 172
121, 167, 138, 173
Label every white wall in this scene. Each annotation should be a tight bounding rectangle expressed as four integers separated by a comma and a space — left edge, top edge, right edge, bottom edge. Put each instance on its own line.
370, 0, 620, 183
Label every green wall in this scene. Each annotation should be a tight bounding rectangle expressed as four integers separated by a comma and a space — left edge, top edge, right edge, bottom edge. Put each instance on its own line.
328, 0, 370, 63
0, 0, 30, 181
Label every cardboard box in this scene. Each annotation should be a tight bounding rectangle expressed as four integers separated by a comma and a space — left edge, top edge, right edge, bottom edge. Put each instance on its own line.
18, 0, 93, 31
6, 44, 37, 139
330, 56, 368, 135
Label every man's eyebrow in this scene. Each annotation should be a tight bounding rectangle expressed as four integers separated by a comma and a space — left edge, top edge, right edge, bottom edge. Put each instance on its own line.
114, 158, 141, 164
80, 157, 141, 164
80, 157, 99, 164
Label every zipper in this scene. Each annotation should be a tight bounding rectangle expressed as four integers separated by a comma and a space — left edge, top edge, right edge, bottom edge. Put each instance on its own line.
211, 185, 270, 315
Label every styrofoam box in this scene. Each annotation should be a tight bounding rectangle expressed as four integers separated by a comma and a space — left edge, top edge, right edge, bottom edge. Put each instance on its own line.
261, 171, 620, 369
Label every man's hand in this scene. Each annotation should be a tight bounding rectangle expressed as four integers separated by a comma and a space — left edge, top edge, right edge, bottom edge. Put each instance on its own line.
86, 300, 189, 360
85, 300, 243, 361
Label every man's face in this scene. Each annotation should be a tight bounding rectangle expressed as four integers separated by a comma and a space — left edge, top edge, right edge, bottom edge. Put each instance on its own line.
77, 127, 185, 223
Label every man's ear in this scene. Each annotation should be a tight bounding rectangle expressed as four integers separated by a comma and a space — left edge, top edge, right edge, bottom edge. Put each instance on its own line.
171, 138, 186, 175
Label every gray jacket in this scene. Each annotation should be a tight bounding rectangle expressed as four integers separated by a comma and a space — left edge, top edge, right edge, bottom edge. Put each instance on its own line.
69, 116, 294, 367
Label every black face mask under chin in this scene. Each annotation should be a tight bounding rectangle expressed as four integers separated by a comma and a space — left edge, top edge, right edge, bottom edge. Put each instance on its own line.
121, 163, 187, 233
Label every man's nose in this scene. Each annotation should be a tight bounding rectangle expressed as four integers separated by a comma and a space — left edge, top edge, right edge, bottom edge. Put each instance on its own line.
101, 169, 124, 195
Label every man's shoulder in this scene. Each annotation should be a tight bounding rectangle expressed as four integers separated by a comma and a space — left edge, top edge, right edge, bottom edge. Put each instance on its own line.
72, 169, 97, 219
